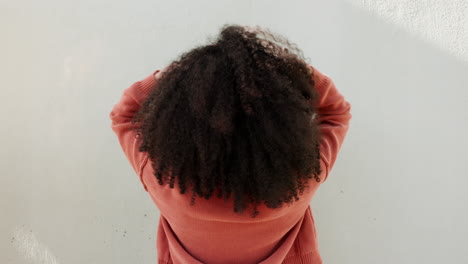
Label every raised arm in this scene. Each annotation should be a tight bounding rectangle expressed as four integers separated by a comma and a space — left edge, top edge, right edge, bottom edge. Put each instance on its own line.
310, 66, 352, 183
109, 69, 161, 192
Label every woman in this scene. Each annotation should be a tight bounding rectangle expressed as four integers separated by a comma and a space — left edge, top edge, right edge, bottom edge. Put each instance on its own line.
109, 24, 352, 264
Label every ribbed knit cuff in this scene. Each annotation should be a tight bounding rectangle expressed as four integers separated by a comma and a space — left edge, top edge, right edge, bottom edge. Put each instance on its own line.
135, 69, 160, 102
311, 65, 329, 90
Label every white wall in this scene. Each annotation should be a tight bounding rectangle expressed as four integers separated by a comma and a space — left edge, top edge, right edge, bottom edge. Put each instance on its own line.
2, 0, 467, 263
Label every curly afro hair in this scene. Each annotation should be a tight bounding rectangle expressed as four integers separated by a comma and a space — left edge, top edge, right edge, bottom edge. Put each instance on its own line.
130, 24, 323, 218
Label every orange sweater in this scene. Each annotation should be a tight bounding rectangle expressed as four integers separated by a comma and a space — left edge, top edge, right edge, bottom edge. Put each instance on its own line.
109, 65, 352, 264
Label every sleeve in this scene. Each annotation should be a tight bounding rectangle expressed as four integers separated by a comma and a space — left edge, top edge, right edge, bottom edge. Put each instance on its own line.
311, 66, 353, 183
109, 69, 161, 192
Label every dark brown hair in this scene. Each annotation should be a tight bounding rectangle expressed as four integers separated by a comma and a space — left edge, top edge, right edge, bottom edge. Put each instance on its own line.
131, 24, 322, 218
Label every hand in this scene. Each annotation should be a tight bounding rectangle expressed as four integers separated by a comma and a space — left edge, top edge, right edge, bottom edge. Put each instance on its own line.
154, 70, 162, 80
